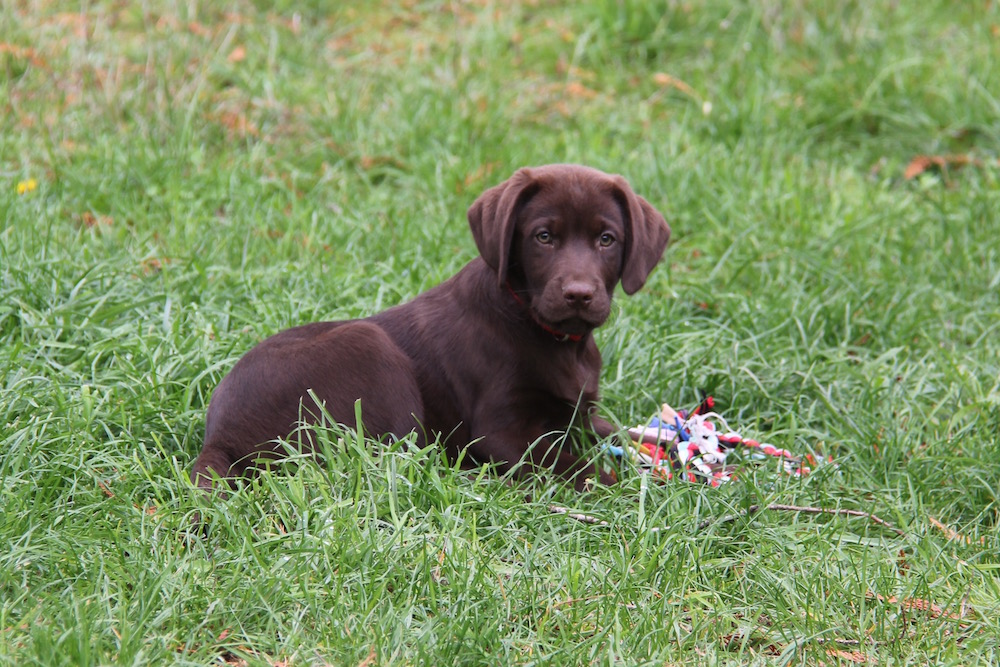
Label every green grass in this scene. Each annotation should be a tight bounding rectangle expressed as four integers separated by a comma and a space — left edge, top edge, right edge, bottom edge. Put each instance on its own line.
2, 0, 999, 664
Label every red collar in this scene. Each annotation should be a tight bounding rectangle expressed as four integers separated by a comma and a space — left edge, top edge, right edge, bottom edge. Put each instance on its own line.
505, 282, 584, 343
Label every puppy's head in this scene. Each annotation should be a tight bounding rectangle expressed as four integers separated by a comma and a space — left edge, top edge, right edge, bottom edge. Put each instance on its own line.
468, 164, 670, 336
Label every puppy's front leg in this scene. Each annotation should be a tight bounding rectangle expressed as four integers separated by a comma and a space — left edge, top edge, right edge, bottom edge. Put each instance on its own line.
589, 415, 617, 440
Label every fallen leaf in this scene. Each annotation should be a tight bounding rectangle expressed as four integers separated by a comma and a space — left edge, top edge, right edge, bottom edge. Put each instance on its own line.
187, 22, 212, 38
719, 631, 782, 656
460, 161, 501, 191
903, 154, 980, 180
563, 81, 598, 99
0, 43, 47, 67
826, 649, 872, 664
357, 646, 377, 667
866, 592, 964, 620
208, 111, 259, 138
652, 72, 698, 98
140, 257, 168, 275
896, 548, 909, 576
48, 12, 88, 38
358, 155, 403, 171
80, 212, 113, 228
928, 515, 986, 545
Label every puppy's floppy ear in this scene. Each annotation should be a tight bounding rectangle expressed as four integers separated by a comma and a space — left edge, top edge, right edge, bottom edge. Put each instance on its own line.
612, 176, 671, 295
467, 167, 539, 286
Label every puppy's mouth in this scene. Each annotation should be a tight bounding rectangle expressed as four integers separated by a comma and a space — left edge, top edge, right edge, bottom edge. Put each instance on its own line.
507, 282, 610, 339
534, 308, 609, 336
544, 316, 598, 337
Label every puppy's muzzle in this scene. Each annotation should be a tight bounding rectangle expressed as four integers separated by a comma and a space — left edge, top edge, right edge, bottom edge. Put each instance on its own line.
562, 280, 596, 309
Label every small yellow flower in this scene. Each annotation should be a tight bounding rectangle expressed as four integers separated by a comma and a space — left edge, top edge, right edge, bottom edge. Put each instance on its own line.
17, 178, 38, 195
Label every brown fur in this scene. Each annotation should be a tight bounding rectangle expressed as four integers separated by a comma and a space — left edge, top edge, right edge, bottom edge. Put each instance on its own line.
192, 164, 670, 491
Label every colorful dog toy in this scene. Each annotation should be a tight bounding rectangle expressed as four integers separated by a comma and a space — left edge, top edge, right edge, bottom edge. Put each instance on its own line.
607, 395, 829, 486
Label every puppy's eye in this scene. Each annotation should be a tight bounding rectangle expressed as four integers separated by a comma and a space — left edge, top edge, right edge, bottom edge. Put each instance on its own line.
599, 232, 616, 247
535, 230, 553, 244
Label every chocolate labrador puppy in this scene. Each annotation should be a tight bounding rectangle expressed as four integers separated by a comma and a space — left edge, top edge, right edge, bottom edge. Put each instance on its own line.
192, 164, 669, 491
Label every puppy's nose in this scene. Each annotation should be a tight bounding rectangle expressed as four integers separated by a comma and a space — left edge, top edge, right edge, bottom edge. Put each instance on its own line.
563, 281, 595, 308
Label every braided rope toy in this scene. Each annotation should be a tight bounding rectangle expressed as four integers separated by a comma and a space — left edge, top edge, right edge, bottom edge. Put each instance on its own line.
606, 395, 831, 486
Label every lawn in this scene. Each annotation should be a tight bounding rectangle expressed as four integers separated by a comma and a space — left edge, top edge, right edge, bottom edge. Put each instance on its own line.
2, 1, 999, 664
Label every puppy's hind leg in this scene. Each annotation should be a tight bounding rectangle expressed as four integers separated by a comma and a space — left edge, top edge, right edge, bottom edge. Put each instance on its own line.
190, 444, 239, 492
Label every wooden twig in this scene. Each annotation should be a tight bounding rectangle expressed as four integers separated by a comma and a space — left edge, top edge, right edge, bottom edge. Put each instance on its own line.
548, 505, 608, 527
548, 505, 672, 532
697, 503, 906, 536
551, 503, 904, 537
